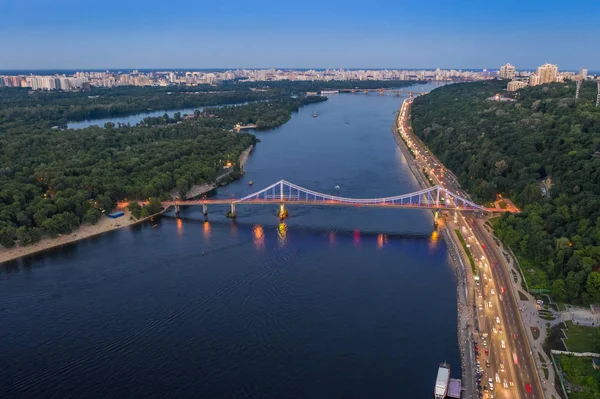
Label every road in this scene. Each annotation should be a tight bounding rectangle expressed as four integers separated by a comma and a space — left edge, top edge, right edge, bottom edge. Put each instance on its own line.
397, 99, 543, 398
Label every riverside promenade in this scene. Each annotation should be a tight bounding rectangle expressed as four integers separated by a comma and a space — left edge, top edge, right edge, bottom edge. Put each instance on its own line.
392, 100, 477, 399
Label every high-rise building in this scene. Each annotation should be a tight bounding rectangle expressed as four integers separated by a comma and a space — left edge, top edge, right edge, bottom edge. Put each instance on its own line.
507, 80, 527, 92
537, 63, 559, 84
499, 63, 516, 79
529, 74, 540, 87
579, 68, 588, 79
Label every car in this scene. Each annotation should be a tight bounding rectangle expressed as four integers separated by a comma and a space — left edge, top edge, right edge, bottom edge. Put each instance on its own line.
503, 379, 509, 389
513, 333, 518, 339
496, 317, 500, 324
499, 363, 505, 372
493, 327, 497, 334
498, 328, 503, 335
486, 361, 491, 368
525, 383, 533, 393
513, 352, 518, 364
509, 380, 514, 387
501, 286, 506, 294
489, 301, 493, 308
501, 340, 506, 349
490, 288, 495, 295
485, 349, 489, 356
489, 378, 493, 385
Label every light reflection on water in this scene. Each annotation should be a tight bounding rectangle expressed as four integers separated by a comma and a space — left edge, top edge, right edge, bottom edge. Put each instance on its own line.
277, 222, 288, 247
253, 224, 265, 250
203, 220, 211, 239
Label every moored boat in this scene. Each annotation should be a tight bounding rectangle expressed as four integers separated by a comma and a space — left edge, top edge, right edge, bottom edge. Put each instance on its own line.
434, 362, 450, 398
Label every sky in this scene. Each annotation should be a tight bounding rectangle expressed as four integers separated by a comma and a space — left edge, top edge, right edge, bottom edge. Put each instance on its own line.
1, 0, 599, 70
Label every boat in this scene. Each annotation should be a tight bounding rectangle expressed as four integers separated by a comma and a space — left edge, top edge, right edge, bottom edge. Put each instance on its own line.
434, 362, 450, 398
249, 180, 254, 186
334, 185, 340, 190
313, 112, 318, 118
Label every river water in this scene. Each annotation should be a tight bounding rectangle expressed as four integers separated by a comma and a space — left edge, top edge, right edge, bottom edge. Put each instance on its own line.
1, 83, 460, 398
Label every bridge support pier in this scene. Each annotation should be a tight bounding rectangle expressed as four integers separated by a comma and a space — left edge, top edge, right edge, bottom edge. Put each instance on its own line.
226, 203, 237, 219
175, 205, 180, 217
278, 203, 288, 220
434, 211, 439, 228
203, 203, 208, 221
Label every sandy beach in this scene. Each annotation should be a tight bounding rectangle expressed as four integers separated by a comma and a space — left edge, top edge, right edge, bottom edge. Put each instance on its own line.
239, 144, 254, 168
0, 210, 148, 265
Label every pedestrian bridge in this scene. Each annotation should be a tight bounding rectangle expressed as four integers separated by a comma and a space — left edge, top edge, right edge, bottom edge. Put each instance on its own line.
164, 179, 502, 217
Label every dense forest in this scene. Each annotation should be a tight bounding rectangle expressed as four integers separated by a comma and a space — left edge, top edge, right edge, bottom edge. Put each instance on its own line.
0, 80, 414, 128
411, 80, 600, 303
0, 87, 327, 248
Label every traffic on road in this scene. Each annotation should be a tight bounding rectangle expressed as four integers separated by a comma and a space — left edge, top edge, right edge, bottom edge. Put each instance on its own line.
397, 99, 543, 399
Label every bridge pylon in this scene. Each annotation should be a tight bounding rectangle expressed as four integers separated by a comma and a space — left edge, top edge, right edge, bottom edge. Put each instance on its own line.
227, 203, 237, 218
278, 203, 288, 219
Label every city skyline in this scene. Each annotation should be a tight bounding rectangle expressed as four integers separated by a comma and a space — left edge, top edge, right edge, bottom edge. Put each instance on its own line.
2, 0, 599, 70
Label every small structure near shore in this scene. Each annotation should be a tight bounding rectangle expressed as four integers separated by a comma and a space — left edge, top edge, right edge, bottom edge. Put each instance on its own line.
447, 379, 462, 398
107, 211, 124, 219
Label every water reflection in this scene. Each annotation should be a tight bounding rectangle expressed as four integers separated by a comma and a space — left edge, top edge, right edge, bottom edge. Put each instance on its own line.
377, 233, 388, 250
277, 222, 288, 247
176, 218, 184, 237
253, 225, 265, 251
353, 229, 361, 246
203, 221, 211, 239
328, 231, 336, 247
429, 230, 440, 250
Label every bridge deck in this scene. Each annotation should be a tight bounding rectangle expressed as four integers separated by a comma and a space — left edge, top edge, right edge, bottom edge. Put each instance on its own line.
165, 199, 502, 213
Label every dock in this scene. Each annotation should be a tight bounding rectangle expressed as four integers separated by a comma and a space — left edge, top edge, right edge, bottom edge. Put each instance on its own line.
447, 378, 462, 398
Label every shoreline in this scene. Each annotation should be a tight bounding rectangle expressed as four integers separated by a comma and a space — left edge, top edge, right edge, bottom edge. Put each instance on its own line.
0, 209, 153, 265
392, 99, 475, 396
0, 144, 257, 266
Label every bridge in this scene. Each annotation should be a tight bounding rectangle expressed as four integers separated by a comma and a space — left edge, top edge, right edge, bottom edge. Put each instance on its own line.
338, 88, 429, 96
165, 179, 503, 221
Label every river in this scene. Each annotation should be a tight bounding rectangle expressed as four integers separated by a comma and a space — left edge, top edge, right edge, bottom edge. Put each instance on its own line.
67, 102, 250, 129
1, 83, 461, 398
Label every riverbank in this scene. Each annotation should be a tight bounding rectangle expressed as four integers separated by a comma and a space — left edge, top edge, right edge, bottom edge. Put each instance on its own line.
0, 209, 150, 264
1, 144, 257, 265
392, 99, 476, 397
175, 144, 255, 200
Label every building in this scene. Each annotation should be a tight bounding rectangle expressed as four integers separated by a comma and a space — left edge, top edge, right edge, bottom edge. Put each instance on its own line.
499, 63, 516, 80
529, 74, 540, 87
507, 80, 528, 92
579, 68, 588, 79
537, 63, 559, 84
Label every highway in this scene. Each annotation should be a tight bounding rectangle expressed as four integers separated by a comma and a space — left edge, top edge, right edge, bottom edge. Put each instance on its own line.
397, 98, 542, 398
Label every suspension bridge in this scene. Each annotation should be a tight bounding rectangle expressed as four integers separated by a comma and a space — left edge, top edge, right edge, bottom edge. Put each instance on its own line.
165, 180, 504, 220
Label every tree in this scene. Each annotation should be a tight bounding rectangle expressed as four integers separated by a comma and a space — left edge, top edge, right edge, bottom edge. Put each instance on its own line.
127, 202, 142, 219
586, 272, 600, 304
0, 225, 17, 248
83, 208, 102, 225
146, 197, 163, 215
16, 226, 41, 245
551, 279, 567, 302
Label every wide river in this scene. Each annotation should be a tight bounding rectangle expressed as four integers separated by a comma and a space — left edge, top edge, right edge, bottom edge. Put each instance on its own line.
1, 83, 460, 398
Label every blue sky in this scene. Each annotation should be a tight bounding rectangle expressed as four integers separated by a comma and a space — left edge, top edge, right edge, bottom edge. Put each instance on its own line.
2, 0, 599, 70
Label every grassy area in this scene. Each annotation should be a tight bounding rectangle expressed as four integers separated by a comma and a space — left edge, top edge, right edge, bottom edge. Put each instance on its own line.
454, 229, 477, 275
564, 320, 600, 353
557, 355, 600, 398
498, 200, 507, 209
531, 326, 540, 340
520, 257, 551, 291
